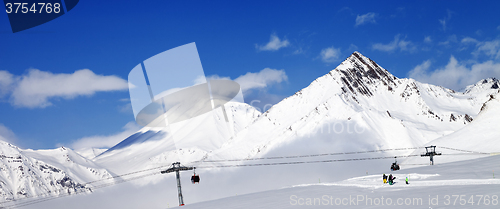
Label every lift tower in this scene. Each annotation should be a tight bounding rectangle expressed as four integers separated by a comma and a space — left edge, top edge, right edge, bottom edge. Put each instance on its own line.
421, 146, 441, 165
161, 162, 194, 206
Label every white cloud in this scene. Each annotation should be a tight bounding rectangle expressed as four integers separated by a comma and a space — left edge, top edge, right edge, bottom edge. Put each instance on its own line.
476, 30, 483, 36
439, 19, 447, 31
0, 124, 17, 144
319, 46, 341, 63
472, 40, 500, 60
372, 35, 400, 51
203, 69, 288, 110
439, 10, 453, 31
119, 103, 133, 114
461, 37, 479, 44
497, 25, 500, 30
355, 12, 376, 26
293, 47, 305, 55
398, 39, 412, 51
69, 122, 140, 150
348, 44, 359, 52
424, 36, 432, 44
202, 69, 288, 93
234, 68, 288, 92
438, 34, 458, 46
256, 33, 290, 51
372, 34, 416, 52
409, 56, 500, 90
0, 70, 15, 97
4, 69, 128, 108
205, 74, 230, 81
409, 60, 432, 78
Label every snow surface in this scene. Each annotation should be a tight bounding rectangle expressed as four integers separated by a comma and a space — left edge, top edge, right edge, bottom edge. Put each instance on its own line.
16, 153, 500, 209
180, 155, 500, 209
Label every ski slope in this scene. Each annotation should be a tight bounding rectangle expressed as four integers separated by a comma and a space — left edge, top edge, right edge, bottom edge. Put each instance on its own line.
181, 155, 500, 209
16, 152, 500, 209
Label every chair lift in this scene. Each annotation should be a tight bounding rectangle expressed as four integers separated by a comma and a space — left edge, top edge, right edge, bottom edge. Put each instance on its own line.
390, 157, 400, 171
191, 168, 200, 184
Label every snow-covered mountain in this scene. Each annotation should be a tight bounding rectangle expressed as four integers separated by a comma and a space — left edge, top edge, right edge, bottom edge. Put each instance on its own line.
93, 102, 262, 174
208, 52, 498, 161
0, 139, 112, 201
406, 90, 500, 164
91, 51, 499, 174
0, 52, 498, 205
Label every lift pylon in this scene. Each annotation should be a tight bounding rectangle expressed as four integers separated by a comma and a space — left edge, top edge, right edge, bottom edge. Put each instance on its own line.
161, 162, 195, 206
421, 145, 441, 165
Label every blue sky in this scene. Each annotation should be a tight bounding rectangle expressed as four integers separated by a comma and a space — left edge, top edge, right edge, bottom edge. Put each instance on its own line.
1, 0, 500, 149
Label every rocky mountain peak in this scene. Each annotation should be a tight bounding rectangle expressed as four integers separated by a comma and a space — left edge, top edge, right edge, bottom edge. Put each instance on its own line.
464, 77, 499, 94
331, 51, 399, 96
481, 78, 499, 89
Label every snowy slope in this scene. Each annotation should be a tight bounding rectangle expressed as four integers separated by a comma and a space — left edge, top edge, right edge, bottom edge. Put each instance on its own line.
18, 151, 500, 209
0, 140, 112, 201
405, 91, 500, 165
179, 155, 500, 209
74, 148, 107, 159
93, 102, 261, 174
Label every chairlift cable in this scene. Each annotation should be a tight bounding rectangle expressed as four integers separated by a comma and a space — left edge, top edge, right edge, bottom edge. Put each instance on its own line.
193, 147, 425, 163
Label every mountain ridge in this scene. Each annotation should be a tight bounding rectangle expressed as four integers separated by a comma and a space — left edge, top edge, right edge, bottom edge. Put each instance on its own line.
207, 52, 498, 162
0, 140, 112, 201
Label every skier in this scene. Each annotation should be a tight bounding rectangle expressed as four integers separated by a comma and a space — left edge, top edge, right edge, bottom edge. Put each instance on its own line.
388, 174, 395, 185
405, 177, 409, 185
383, 174, 387, 184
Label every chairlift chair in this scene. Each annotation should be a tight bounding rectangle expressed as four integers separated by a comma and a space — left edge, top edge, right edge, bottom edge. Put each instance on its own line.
390, 157, 400, 171
191, 169, 200, 184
